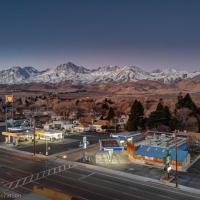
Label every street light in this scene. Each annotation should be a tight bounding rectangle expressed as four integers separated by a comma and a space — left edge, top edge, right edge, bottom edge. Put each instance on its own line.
45, 136, 48, 156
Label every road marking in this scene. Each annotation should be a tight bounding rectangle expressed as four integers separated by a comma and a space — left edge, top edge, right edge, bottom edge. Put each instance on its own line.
78, 172, 95, 181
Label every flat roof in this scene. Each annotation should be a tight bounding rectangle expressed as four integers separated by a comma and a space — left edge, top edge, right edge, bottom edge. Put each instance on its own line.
100, 139, 120, 148
111, 131, 141, 138
136, 134, 187, 149
8, 127, 32, 132
134, 145, 188, 162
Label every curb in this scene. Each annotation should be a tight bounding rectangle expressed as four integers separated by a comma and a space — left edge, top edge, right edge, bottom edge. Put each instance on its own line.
185, 154, 200, 171
55, 158, 200, 196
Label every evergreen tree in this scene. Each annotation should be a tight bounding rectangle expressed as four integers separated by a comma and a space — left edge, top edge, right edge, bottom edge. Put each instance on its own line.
175, 93, 200, 132
147, 101, 172, 129
156, 98, 164, 111
126, 100, 144, 131
106, 107, 115, 121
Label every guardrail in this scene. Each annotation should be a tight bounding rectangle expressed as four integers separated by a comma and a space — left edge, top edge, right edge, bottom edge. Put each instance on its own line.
3, 164, 73, 190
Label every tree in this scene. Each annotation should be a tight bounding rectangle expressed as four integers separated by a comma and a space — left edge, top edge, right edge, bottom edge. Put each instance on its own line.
147, 100, 172, 130
106, 107, 115, 121
126, 100, 144, 131
175, 93, 200, 132
156, 98, 164, 111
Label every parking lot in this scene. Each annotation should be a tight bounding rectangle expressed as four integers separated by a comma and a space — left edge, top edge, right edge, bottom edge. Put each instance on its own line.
17, 138, 79, 155
15, 132, 109, 155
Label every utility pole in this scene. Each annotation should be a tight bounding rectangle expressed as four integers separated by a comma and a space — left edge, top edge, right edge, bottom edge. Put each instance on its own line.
175, 130, 178, 188
115, 117, 117, 134
45, 136, 48, 156
33, 116, 36, 156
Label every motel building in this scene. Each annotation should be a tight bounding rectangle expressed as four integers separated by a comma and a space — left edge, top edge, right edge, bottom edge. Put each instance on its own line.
128, 133, 190, 171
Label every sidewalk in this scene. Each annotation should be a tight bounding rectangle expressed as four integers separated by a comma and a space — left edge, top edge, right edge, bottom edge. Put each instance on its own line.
55, 158, 200, 196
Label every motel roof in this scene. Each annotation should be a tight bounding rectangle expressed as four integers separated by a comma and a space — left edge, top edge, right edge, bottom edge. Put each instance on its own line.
134, 144, 188, 162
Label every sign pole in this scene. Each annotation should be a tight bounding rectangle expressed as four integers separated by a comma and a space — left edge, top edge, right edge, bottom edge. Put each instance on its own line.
12, 94, 14, 127
5, 100, 7, 132
33, 116, 36, 156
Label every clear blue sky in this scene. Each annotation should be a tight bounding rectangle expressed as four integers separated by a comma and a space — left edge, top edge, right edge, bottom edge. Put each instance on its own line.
0, 0, 200, 71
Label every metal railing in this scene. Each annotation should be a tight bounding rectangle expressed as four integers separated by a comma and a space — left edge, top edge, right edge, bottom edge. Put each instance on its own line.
3, 164, 72, 190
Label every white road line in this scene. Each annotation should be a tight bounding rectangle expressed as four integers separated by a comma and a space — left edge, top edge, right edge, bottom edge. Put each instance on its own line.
78, 172, 96, 181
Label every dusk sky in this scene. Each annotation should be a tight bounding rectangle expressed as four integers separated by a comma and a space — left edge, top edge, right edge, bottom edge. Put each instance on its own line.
0, 0, 200, 71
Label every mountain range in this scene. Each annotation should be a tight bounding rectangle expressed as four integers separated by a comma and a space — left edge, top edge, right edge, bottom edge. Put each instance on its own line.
0, 62, 200, 85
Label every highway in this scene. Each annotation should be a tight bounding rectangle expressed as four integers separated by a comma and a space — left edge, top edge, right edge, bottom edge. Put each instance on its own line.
0, 148, 199, 200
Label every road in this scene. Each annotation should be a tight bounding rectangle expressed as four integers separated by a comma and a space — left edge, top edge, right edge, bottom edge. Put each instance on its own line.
176, 157, 200, 189
0, 148, 199, 200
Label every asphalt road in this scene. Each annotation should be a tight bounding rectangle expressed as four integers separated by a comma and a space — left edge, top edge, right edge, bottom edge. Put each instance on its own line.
0, 148, 199, 200
175, 157, 200, 189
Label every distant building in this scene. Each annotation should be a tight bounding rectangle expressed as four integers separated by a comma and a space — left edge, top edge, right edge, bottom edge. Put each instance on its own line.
44, 119, 79, 132
92, 120, 111, 132
116, 115, 129, 130
1, 128, 63, 144
73, 124, 87, 133
36, 129, 63, 141
99, 139, 124, 151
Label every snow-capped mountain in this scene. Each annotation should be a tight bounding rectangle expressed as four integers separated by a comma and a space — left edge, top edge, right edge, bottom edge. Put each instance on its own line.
0, 66, 40, 84
90, 65, 152, 83
29, 62, 91, 83
150, 68, 189, 83
0, 62, 200, 85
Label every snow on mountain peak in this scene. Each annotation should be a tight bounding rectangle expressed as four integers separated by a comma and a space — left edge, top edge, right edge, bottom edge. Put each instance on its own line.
0, 62, 199, 85
0, 66, 40, 84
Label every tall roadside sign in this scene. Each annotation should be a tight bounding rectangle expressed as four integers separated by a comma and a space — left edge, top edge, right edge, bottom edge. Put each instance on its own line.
5, 95, 14, 137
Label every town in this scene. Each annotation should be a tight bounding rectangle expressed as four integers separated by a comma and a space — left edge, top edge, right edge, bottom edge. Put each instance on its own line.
1, 0, 200, 199
0, 92, 200, 199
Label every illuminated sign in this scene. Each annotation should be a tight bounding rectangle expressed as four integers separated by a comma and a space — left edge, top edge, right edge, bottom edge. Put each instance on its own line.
5, 95, 13, 103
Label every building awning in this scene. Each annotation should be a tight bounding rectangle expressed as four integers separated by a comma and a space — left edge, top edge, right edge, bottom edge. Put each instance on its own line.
2, 132, 24, 137
35, 130, 45, 135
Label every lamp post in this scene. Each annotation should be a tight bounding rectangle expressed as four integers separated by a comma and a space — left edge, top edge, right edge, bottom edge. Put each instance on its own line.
45, 136, 48, 156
